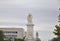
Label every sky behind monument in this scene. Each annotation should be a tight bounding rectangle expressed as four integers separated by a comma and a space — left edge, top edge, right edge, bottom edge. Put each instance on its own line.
0, 0, 60, 41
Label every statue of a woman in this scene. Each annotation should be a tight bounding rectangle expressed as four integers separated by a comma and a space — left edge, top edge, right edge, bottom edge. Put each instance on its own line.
27, 14, 32, 24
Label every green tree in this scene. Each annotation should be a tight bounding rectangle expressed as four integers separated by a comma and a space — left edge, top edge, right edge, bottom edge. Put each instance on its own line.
53, 25, 60, 36
14, 38, 24, 41
51, 37, 57, 41
14, 36, 26, 41
51, 25, 60, 41
0, 30, 4, 41
51, 37, 60, 41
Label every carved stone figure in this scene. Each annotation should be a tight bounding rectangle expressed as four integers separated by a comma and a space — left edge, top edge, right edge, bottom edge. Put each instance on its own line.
27, 14, 32, 24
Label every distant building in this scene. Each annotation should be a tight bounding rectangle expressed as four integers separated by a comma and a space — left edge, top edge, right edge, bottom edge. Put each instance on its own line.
0, 28, 25, 41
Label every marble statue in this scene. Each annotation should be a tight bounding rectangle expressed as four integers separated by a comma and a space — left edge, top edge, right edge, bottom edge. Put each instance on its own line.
27, 14, 32, 24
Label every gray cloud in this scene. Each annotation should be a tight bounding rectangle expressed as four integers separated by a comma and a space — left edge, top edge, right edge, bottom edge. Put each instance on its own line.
0, 0, 60, 8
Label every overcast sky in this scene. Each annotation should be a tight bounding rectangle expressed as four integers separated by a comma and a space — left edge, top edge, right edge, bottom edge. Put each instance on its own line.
0, 0, 60, 41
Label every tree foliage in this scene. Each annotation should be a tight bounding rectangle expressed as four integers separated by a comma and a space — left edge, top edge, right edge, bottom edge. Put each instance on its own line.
0, 30, 4, 41
51, 25, 60, 41
51, 37, 60, 41
53, 25, 60, 36
14, 36, 26, 41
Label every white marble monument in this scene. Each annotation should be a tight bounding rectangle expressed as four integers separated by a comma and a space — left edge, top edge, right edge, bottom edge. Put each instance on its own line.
26, 14, 34, 41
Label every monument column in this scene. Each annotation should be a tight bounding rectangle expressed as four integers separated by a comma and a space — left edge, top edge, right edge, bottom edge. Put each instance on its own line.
26, 14, 34, 41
